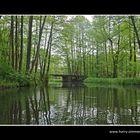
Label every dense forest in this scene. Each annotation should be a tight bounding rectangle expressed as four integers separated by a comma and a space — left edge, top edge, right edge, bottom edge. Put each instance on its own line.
1, 15, 140, 87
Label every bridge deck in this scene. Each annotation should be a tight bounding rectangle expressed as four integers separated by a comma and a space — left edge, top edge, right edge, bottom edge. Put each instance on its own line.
50, 74, 85, 77
50, 74, 86, 82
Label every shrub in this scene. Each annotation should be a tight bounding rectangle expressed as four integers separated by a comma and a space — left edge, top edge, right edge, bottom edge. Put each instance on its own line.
84, 77, 140, 85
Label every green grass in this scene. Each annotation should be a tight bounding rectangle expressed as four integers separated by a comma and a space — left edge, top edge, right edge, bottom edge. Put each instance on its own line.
84, 77, 140, 85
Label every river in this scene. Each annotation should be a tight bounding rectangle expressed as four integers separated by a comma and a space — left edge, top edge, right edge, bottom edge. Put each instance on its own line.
0, 83, 140, 125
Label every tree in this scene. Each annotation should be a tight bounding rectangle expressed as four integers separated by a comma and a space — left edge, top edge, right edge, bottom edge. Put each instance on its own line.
19, 16, 23, 72
26, 16, 33, 73
9, 16, 14, 69
130, 16, 140, 50
30, 16, 46, 74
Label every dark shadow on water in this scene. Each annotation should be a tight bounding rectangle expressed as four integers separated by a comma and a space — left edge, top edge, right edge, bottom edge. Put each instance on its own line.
62, 82, 85, 88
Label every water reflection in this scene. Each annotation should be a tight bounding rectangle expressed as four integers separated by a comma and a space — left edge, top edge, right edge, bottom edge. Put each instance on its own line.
0, 84, 140, 125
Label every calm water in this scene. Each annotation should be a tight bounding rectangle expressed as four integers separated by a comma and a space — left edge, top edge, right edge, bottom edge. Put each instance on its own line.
0, 83, 140, 125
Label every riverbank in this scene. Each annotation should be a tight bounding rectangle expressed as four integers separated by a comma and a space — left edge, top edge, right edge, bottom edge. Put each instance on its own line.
84, 77, 140, 85
0, 80, 19, 90
0, 78, 36, 90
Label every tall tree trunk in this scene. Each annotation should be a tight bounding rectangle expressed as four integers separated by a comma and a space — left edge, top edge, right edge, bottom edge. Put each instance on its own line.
45, 37, 52, 84
26, 16, 33, 73
91, 39, 94, 75
96, 42, 99, 77
65, 41, 71, 74
129, 18, 132, 77
19, 16, 23, 72
131, 16, 137, 77
42, 21, 54, 81
133, 33, 137, 77
10, 16, 14, 69
40, 31, 48, 80
130, 16, 140, 50
15, 16, 18, 71
70, 40, 74, 74
108, 38, 116, 78
82, 32, 86, 76
104, 42, 109, 77
30, 16, 46, 74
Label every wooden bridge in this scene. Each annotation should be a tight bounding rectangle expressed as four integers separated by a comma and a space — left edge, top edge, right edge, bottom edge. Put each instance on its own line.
50, 74, 86, 82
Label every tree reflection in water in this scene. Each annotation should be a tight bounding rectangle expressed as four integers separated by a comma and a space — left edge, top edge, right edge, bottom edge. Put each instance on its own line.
0, 84, 140, 125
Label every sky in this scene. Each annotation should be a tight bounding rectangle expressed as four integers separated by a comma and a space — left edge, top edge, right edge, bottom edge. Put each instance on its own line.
84, 15, 93, 21
64, 15, 93, 22
0, 15, 94, 22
